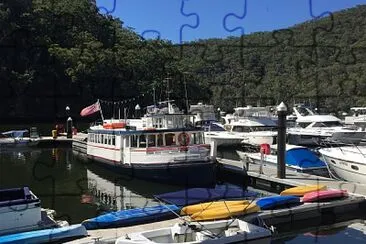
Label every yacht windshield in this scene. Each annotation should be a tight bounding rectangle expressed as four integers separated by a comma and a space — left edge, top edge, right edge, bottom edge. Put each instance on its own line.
232, 126, 276, 132
313, 121, 343, 127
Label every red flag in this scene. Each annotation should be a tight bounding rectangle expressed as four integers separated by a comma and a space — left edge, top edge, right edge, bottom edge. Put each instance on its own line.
80, 101, 100, 117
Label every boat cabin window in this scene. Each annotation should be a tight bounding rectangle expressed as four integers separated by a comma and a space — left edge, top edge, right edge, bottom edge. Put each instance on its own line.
147, 135, 156, 147
298, 122, 312, 128
112, 136, 115, 145
131, 135, 138, 147
165, 133, 176, 146
313, 121, 342, 127
232, 126, 251, 133
139, 135, 146, 147
191, 132, 204, 144
157, 134, 164, 146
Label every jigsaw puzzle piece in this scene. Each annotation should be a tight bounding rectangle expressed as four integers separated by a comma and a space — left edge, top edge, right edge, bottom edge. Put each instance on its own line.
96, 0, 117, 14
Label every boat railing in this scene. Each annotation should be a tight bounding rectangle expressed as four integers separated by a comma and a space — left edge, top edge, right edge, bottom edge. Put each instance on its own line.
319, 140, 366, 158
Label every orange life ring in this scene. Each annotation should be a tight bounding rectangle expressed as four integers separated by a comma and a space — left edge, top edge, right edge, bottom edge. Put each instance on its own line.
178, 132, 190, 146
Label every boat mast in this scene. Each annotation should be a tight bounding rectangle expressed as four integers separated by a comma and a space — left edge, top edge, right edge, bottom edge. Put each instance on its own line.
98, 99, 105, 121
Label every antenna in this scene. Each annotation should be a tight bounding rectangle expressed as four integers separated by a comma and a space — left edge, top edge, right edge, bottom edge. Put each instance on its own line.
164, 77, 172, 101
153, 87, 156, 105
183, 72, 189, 114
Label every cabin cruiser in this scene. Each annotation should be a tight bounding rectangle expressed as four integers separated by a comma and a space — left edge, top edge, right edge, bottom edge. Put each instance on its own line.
344, 107, 366, 130
188, 103, 243, 147
85, 100, 216, 186
319, 146, 366, 184
0, 129, 40, 148
237, 144, 328, 176
214, 106, 278, 147
0, 187, 68, 236
287, 105, 366, 146
115, 218, 272, 244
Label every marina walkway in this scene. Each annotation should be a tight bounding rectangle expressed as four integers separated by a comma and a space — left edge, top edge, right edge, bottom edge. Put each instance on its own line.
218, 158, 366, 197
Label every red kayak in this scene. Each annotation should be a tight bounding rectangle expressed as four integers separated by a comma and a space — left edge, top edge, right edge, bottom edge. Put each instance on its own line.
302, 189, 348, 203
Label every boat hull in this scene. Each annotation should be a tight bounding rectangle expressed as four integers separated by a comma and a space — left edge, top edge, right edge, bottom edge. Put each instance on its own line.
82, 205, 180, 230
320, 154, 366, 184
0, 224, 87, 244
302, 190, 348, 203
237, 151, 328, 176
280, 185, 327, 196
87, 155, 217, 187
256, 196, 301, 210
115, 219, 272, 244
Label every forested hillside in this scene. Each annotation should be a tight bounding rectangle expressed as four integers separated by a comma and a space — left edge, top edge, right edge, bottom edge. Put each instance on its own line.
0, 0, 365, 122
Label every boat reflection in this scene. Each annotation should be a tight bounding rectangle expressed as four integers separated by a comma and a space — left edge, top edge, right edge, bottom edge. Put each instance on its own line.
84, 163, 184, 212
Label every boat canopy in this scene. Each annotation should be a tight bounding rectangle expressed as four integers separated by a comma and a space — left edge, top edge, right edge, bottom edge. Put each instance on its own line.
1, 130, 29, 138
154, 184, 258, 207
286, 148, 326, 168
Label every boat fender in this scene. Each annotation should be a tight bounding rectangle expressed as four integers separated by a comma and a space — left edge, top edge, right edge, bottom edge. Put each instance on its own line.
178, 132, 190, 146
260, 143, 270, 155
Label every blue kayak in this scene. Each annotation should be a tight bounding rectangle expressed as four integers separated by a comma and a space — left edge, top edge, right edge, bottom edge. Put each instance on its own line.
0, 224, 87, 244
82, 204, 180, 230
256, 195, 301, 210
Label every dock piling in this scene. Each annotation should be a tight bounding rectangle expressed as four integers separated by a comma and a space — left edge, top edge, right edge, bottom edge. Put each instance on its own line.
277, 102, 287, 179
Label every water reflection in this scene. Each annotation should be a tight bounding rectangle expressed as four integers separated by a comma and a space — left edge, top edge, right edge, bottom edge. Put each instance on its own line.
0, 147, 186, 224
84, 162, 184, 212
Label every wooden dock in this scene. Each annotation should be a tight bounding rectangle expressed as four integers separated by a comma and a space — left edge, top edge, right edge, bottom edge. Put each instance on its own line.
63, 142, 366, 243
217, 158, 366, 197
65, 196, 366, 243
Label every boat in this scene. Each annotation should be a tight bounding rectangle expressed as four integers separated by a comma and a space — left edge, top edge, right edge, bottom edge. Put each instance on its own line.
84, 100, 216, 186
287, 105, 366, 146
115, 218, 272, 244
154, 184, 258, 207
302, 189, 348, 203
255, 195, 301, 210
190, 202, 259, 221
344, 107, 366, 128
0, 224, 87, 243
280, 185, 327, 196
0, 130, 39, 148
180, 200, 250, 216
0, 186, 67, 236
214, 106, 278, 147
237, 144, 328, 176
82, 204, 180, 230
318, 146, 366, 184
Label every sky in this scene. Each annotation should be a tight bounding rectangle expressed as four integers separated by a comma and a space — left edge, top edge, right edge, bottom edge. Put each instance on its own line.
96, 0, 366, 43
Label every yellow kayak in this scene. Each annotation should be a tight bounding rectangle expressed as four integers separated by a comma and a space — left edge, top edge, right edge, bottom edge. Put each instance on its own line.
180, 200, 249, 216
280, 185, 327, 196
190, 202, 259, 221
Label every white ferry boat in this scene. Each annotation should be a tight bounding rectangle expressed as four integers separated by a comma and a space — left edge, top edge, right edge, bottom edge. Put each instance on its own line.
85, 102, 216, 186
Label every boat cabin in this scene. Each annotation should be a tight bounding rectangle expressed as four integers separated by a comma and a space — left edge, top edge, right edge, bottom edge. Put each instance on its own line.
0, 187, 42, 235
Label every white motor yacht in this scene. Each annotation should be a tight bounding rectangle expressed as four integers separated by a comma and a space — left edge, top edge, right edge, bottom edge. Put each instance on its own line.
214, 106, 278, 147
287, 105, 366, 146
319, 146, 366, 184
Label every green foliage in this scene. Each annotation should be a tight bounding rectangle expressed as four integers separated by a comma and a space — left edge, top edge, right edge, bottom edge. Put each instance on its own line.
0, 1, 365, 120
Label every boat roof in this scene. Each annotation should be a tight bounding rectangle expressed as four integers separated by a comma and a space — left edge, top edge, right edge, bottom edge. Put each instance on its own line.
88, 127, 204, 135
230, 117, 277, 127
296, 115, 341, 123
351, 107, 366, 110
1, 130, 29, 138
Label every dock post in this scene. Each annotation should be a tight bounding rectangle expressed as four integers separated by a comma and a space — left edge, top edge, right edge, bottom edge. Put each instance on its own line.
66, 117, 73, 138
277, 102, 287, 179
210, 140, 217, 160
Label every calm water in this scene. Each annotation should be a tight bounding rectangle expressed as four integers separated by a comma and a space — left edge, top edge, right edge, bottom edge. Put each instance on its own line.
1, 146, 366, 243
